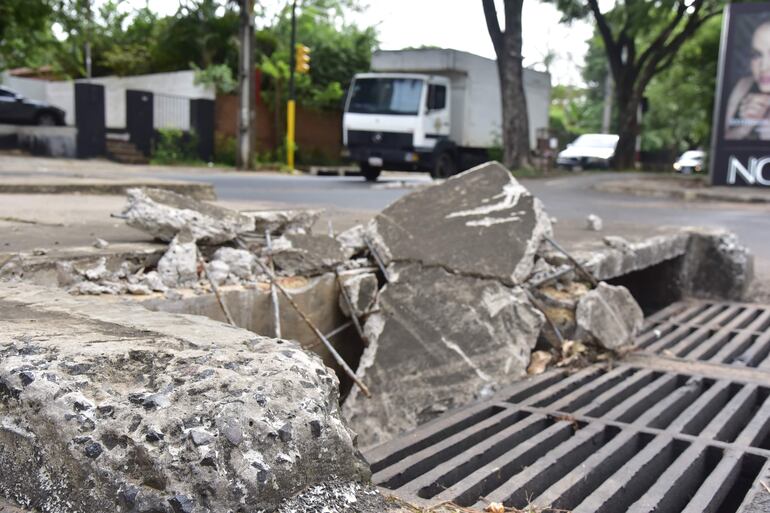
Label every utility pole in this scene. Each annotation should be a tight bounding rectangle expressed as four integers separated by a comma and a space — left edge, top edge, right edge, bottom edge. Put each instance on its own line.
287, 0, 297, 170
237, 0, 255, 170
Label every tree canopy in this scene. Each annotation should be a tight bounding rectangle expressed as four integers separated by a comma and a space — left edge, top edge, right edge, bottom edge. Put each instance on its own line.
547, 0, 723, 167
0, 0, 376, 110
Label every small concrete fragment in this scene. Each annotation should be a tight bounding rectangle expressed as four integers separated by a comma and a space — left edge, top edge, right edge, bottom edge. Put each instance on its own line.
0, 283, 369, 513
338, 271, 378, 317
122, 188, 254, 244
366, 161, 552, 285
272, 234, 346, 276
344, 264, 544, 446
156, 231, 199, 288
242, 208, 322, 235
576, 282, 643, 350
586, 214, 603, 231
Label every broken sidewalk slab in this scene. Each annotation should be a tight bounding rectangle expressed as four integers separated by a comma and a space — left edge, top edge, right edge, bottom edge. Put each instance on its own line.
366, 161, 552, 286
576, 282, 644, 351
241, 208, 323, 235
122, 188, 254, 244
344, 264, 544, 447
0, 283, 369, 513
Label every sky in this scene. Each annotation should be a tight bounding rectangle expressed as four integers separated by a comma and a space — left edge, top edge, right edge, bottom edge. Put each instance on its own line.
125, 0, 594, 85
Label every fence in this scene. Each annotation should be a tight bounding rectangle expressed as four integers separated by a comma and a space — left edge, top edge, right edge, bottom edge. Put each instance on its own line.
154, 93, 192, 130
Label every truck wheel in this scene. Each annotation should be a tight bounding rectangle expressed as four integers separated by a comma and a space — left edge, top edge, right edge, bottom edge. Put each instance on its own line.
430, 151, 456, 179
361, 164, 381, 182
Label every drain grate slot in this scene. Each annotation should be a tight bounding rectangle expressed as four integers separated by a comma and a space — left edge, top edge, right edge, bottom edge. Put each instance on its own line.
573, 437, 690, 513
376, 409, 530, 489
502, 425, 621, 510
412, 415, 557, 499
444, 421, 584, 506
544, 431, 656, 511
368, 405, 505, 473
713, 453, 766, 513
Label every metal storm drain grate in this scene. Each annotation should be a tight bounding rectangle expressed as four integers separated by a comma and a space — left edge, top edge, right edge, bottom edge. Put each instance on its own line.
366, 300, 770, 512
638, 300, 770, 368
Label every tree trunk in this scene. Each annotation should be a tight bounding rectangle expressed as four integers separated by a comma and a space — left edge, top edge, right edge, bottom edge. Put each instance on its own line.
496, 7, 531, 170
614, 90, 641, 169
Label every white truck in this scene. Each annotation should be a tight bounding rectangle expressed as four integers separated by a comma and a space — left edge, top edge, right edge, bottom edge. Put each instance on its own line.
342, 48, 551, 181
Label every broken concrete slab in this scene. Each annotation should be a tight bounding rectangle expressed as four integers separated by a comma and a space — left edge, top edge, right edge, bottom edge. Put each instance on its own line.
0, 283, 369, 513
367, 162, 552, 286
271, 234, 347, 276
338, 271, 378, 318
576, 282, 644, 350
122, 188, 254, 244
241, 208, 322, 236
344, 264, 544, 447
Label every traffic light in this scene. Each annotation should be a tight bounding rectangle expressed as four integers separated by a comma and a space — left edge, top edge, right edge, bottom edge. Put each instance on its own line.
295, 44, 311, 74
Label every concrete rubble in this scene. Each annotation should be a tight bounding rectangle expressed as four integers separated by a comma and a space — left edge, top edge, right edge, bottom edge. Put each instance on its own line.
243, 208, 323, 235
0, 162, 759, 512
122, 188, 254, 244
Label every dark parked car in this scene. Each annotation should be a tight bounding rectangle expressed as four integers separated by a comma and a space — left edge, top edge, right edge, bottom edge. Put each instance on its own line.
0, 86, 65, 126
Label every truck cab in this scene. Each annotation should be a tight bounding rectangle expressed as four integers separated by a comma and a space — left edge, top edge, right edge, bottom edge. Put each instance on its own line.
342, 73, 454, 181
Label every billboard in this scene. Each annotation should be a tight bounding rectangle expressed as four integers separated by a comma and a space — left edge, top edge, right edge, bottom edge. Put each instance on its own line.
711, 2, 770, 186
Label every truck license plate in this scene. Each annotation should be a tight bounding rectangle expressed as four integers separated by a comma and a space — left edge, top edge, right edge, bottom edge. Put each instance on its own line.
368, 157, 383, 167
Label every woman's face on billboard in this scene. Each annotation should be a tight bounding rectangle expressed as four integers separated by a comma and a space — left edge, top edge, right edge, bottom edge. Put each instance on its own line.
751, 22, 770, 92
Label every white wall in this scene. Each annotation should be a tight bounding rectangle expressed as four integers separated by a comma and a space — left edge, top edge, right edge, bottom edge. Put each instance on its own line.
84, 70, 214, 129
0, 70, 214, 129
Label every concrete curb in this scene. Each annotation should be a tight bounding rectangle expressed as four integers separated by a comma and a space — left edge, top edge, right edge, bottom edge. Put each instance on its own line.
0, 180, 216, 200
595, 180, 770, 204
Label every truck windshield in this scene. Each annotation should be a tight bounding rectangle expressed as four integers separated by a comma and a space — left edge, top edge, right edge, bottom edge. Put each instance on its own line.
347, 78, 423, 115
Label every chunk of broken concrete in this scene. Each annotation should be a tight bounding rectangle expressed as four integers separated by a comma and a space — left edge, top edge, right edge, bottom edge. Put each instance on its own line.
0, 283, 369, 512
157, 230, 199, 288
122, 188, 254, 244
344, 264, 544, 446
211, 247, 258, 282
366, 161, 551, 285
338, 271, 378, 317
575, 282, 643, 350
271, 234, 346, 276
682, 228, 753, 300
242, 208, 322, 235
586, 214, 603, 231
336, 224, 367, 259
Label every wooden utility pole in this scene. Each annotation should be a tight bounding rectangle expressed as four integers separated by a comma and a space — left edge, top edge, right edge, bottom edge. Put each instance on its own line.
237, 0, 255, 170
